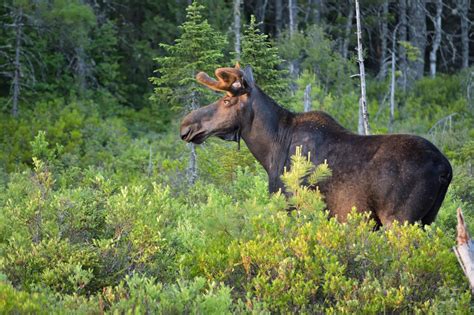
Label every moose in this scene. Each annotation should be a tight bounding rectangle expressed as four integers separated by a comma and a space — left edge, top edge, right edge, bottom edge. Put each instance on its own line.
180, 64, 452, 226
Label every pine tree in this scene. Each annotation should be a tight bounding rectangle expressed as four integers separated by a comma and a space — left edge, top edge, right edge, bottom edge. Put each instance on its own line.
0, 1, 37, 117
151, 1, 227, 113
150, 1, 227, 185
240, 15, 288, 101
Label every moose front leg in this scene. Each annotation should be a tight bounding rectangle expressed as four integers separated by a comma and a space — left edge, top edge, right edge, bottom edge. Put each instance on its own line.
268, 173, 286, 195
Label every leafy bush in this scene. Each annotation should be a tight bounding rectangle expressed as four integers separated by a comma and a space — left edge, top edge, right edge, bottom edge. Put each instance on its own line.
0, 73, 472, 313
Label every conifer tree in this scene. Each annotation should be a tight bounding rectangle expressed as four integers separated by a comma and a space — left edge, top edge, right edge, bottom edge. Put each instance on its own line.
151, 1, 227, 112
1, 1, 37, 117
240, 15, 288, 101
150, 1, 227, 184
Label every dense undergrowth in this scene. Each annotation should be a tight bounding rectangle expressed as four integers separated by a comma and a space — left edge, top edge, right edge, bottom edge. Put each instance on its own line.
0, 72, 473, 313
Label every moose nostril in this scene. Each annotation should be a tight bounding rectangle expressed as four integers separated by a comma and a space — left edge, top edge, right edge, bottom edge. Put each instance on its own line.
180, 126, 191, 140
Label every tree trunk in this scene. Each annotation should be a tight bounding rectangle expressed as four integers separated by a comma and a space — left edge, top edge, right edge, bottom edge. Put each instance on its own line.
379, 0, 389, 79
389, 23, 402, 132
398, 0, 408, 92
12, 7, 23, 118
289, 0, 297, 36
275, 0, 283, 36
458, 0, 470, 69
389, 50, 396, 131
453, 208, 474, 294
429, 0, 442, 78
256, 0, 269, 32
355, 0, 370, 135
408, 0, 426, 80
75, 46, 88, 93
233, 0, 242, 59
188, 90, 199, 185
304, 84, 312, 112
314, 0, 322, 24
342, 0, 354, 60
288, 0, 299, 81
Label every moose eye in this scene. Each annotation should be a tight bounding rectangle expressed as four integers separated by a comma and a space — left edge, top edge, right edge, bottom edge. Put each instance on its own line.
223, 99, 231, 105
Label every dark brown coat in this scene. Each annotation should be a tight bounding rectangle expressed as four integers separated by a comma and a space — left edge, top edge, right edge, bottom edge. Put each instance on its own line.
180, 65, 452, 226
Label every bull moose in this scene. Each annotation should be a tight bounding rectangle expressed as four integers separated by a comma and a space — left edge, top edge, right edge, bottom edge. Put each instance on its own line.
180, 64, 452, 226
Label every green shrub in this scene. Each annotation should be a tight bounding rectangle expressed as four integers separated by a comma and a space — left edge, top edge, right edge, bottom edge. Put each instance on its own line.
0, 72, 472, 313
103, 275, 232, 314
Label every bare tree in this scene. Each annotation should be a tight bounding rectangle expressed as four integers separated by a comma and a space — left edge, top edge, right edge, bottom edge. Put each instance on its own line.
288, 0, 299, 81
275, 0, 283, 35
378, 0, 389, 79
458, 0, 470, 69
11, 7, 23, 117
389, 23, 403, 132
289, 0, 297, 36
429, 0, 442, 77
304, 84, 312, 112
389, 47, 396, 131
74, 45, 89, 93
408, 0, 426, 80
314, 0, 322, 24
355, 0, 370, 135
341, 0, 354, 60
233, 0, 242, 59
188, 89, 199, 185
1, 5, 36, 118
256, 0, 269, 32
398, 0, 408, 92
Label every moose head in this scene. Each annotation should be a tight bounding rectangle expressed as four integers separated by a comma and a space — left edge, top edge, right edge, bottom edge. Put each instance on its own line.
180, 63, 255, 144
178, 63, 452, 227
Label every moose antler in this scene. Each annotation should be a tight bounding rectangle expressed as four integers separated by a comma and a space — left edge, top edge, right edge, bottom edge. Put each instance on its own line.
196, 64, 243, 93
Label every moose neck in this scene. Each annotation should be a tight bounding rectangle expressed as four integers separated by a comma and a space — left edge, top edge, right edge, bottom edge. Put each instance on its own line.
240, 87, 293, 184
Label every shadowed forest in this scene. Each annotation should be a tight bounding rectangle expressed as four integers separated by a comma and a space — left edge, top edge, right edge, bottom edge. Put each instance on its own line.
0, 0, 474, 313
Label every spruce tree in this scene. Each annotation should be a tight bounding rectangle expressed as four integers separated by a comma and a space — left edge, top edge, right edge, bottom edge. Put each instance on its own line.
150, 1, 227, 184
151, 1, 227, 113
240, 15, 288, 101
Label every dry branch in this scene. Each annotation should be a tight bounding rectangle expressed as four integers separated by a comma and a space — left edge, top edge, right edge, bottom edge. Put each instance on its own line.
453, 208, 474, 294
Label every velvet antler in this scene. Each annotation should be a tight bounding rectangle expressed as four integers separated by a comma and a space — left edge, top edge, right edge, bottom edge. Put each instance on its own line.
196, 65, 243, 93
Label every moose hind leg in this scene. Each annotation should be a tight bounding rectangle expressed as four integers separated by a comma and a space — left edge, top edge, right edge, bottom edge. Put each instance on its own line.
421, 180, 451, 225
378, 180, 439, 226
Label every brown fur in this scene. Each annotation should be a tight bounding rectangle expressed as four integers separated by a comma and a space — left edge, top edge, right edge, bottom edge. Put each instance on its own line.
180, 66, 452, 226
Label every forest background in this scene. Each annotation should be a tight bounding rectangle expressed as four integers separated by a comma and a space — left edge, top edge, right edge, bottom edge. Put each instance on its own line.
0, 0, 474, 313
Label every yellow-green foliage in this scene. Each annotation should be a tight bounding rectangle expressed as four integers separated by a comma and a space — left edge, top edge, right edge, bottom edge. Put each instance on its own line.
0, 72, 473, 313
0, 128, 472, 313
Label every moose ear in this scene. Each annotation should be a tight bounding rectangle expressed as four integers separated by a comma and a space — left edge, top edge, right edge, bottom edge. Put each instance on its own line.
242, 65, 255, 89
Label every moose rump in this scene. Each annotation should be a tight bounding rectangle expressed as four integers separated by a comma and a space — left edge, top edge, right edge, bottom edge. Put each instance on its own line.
180, 63, 452, 226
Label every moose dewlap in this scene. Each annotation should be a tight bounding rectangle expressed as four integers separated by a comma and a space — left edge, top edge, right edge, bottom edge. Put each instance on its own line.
180, 64, 452, 227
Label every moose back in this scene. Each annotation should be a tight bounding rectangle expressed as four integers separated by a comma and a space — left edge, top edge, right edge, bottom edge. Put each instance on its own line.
180, 64, 452, 227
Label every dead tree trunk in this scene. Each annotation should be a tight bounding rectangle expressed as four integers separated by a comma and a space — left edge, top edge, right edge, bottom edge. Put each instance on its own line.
379, 0, 389, 79
289, 0, 297, 36
408, 0, 426, 80
429, 0, 442, 78
314, 0, 322, 24
454, 208, 474, 294
275, 0, 283, 36
390, 49, 396, 131
256, 0, 269, 32
458, 0, 470, 69
188, 90, 199, 185
288, 0, 299, 87
233, 0, 242, 59
342, 0, 354, 60
398, 0, 408, 92
389, 23, 402, 132
12, 7, 23, 118
75, 46, 88, 94
304, 84, 312, 112
355, 0, 370, 135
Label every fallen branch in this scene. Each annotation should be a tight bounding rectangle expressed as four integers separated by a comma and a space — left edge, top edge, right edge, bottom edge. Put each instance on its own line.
453, 208, 474, 294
